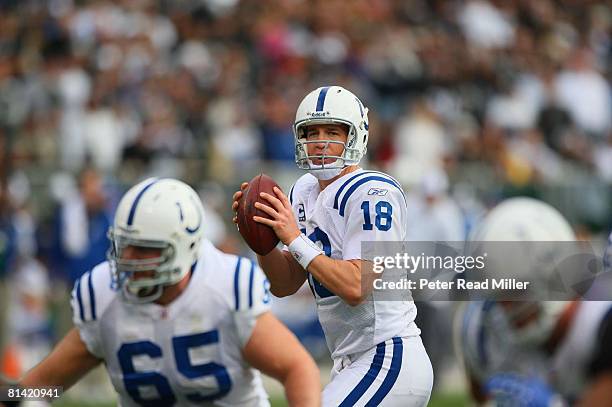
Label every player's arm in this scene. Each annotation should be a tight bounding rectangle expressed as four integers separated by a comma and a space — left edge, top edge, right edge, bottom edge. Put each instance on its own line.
19, 327, 101, 389
243, 312, 321, 407
253, 187, 371, 305
256, 248, 308, 297
232, 183, 307, 297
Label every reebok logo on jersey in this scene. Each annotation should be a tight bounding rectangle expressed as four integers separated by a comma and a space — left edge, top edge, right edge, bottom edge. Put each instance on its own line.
367, 187, 388, 196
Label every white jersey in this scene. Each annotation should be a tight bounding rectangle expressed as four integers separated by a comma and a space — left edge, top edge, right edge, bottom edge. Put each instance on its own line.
71, 240, 271, 407
458, 300, 612, 402
288, 169, 419, 359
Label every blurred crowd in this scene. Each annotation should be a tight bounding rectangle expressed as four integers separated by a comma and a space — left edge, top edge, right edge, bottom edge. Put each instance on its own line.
0, 0, 610, 394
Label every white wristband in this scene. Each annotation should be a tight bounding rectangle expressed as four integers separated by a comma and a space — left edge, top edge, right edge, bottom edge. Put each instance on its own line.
288, 233, 323, 270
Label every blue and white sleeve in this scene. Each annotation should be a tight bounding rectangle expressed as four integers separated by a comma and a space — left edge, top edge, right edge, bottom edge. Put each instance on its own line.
340, 180, 407, 260
231, 257, 272, 347
70, 269, 103, 358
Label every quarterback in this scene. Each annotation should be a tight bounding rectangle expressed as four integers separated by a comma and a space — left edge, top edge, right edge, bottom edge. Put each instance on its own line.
3, 178, 320, 407
233, 86, 433, 406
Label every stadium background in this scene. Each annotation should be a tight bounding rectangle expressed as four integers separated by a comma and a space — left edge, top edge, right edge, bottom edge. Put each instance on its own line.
0, 0, 610, 405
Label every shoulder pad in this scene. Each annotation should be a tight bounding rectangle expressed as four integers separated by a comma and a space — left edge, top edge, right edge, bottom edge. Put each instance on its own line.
71, 261, 116, 324
333, 170, 406, 216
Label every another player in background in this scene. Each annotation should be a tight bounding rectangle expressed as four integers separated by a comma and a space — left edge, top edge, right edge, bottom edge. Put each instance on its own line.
455, 198, 612, 406
233, 86, 433, 406
3, 178, 320, 407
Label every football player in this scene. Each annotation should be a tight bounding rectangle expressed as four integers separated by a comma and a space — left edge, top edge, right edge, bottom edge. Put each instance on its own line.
233, 86, 433, 406
2, 178, 320, 407
455, 198, 612, 406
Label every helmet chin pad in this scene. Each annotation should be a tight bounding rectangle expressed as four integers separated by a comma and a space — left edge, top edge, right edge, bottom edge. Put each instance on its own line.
309, 166, 344, 180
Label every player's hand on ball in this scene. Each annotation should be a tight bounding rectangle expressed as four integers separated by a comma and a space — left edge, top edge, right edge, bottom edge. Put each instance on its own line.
232, 182, 249, 224
254, 187, 301, 245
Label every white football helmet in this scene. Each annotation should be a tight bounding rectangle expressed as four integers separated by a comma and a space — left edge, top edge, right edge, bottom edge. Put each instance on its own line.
294, 86, 369, 180
108, 178, 204, 303
471, 197, 576, 346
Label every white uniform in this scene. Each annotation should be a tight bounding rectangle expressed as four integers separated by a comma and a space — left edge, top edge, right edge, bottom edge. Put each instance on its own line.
459, 300, 612, 402
288, 169, 433, 406
71, 240, 271, 407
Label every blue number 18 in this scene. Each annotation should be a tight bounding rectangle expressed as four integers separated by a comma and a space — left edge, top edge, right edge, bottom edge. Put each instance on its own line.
361, 201, 393, 231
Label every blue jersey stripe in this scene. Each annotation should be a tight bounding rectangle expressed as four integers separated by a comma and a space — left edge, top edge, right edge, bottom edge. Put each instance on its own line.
248, 259, 255, 308
127, 178, 159, 226
316, 86, 331, 111
87, 271, 96, 321
338, 176, 406, 216
365, 337, 404, 406
339, 341, 386, 407
233, 257, 242, 311
289, 184, 295, 205
333, 171, 379, 209
75, 276, 85, 322
333, 171, 403, 210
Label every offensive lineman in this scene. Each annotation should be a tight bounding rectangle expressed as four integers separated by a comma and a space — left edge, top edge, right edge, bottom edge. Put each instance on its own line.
233, 86, 433, 406
455, 198, 612, 406
3, 178, 320, 407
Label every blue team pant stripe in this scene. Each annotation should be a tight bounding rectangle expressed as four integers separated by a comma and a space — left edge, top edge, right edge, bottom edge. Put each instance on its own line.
248, 259, 255, 308
87, 271, 96, 320
234, 257, 242, 310
338, 341, 386, 407
127, 178, 159, 226
316, 86, 331, 111
338, 176, 406, 216
75, 276, 85, 322
365, 337, 403, 406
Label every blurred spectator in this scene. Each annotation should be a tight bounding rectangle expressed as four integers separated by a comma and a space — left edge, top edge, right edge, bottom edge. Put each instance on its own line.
458, 0, 515, 49
53, 168, 111, 283
257, 89, 296, 163
390, 99, 449, 187
405, 169, 465, 242
554, 47, 611, 137
2, 259, 52, 381
594, 132, 612, 183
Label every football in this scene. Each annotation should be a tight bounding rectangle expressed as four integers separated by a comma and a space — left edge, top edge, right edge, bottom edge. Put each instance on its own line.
236, 173, 281, 255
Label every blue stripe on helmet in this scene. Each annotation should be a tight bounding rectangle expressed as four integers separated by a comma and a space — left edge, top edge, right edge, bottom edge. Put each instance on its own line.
316, 86, 331, 111
127, 178, 160, 226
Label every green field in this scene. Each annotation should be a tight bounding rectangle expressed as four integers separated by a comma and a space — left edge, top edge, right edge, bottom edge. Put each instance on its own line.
53, 392, 470, 406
